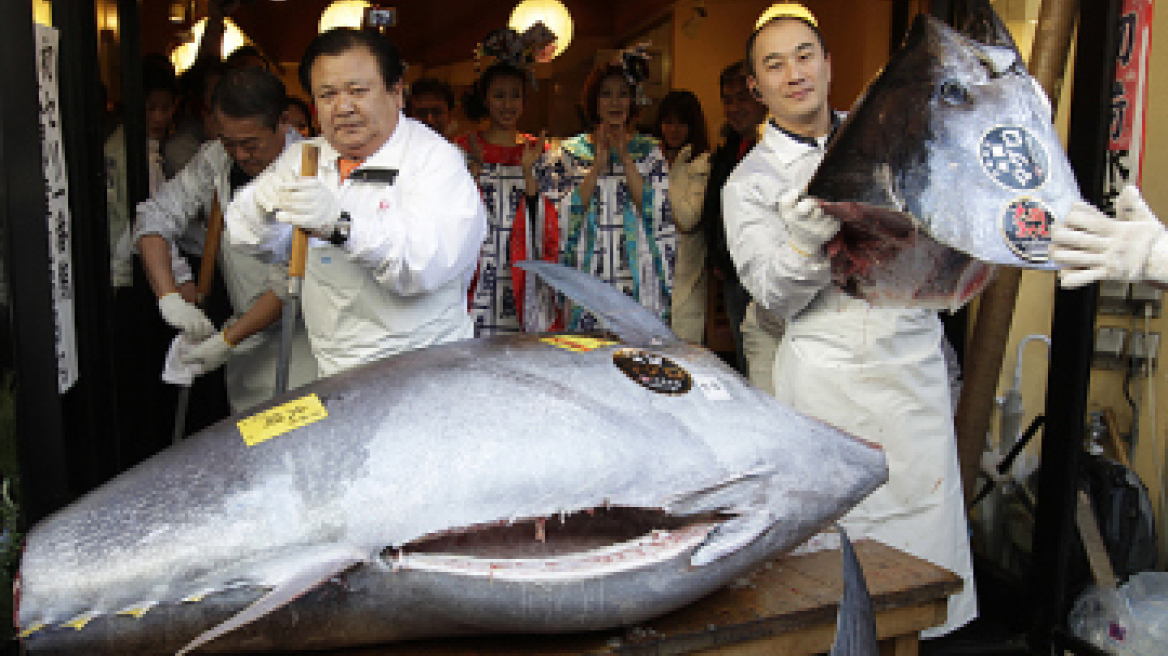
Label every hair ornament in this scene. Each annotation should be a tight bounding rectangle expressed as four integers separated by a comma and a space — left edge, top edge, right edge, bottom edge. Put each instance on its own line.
474, 22, 557, 87
616, 43, 653, 106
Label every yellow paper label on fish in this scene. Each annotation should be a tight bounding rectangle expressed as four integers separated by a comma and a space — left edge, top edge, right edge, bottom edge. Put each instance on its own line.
237, 394, 328, 447
541, 336, 619, 352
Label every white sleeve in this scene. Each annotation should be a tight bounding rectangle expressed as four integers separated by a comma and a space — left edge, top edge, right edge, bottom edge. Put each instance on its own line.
132, 141, 219, 244
721, 170, 831, 321
668, 153, 710, 233
343, 140, 489, 296
222, 149, 297, 260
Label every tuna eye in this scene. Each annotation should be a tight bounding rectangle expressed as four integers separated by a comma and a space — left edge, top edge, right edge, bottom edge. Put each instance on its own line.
938, 80, 971, 105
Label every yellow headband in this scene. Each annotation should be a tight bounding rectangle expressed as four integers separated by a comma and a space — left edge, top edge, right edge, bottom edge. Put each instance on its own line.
756, 3, 819, 30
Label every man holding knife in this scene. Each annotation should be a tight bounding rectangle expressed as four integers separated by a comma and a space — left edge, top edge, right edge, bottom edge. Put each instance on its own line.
227, 28, 487, 377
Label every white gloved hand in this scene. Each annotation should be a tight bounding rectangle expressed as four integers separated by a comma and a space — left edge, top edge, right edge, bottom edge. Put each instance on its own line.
273, 177, 342, 233
252, 166, 294, 216
778, 188, 839, 257
180, 331, 234, 373
157, 292, 215, 338
1050, 186, 1168, 288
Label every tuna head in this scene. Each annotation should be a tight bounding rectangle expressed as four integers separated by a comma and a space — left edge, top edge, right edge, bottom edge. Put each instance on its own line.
807, 11, 1082, 309
17, 263, 887, 655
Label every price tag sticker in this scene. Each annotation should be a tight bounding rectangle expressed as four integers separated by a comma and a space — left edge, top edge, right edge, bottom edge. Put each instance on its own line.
541, 336, 619, 352
237, 393, 329, 447
693, 374, 732, 401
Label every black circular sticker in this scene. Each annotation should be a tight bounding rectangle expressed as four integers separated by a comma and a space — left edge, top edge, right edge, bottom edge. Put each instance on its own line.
1000, 197, 1052, 262
978, 126, 1049, 190
613, 349, 692, 395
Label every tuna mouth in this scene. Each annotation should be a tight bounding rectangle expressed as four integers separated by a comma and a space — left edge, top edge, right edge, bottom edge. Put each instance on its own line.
383, 507, 731, 580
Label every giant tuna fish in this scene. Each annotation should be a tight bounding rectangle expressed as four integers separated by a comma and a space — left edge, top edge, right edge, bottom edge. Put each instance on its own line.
17, 263, 887, 654
807, 1, 1083, 309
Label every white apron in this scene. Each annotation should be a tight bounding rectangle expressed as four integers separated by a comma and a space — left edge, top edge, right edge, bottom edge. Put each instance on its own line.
777, 289, 976, 637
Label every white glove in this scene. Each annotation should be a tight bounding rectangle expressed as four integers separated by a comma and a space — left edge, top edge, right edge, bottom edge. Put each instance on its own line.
252, 166, 294, 216
779, 188, 839, 257
157, 292, 215, 338
273, 177, 342, 233
180, 331, 234, 373
1050, 186, 1168, 288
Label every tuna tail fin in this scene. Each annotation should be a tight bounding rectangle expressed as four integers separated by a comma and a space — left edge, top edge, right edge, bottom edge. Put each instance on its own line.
960, 0, 1021, 54
175, 546, 365, 656
829, 526, 879, 656
516, 261, 680, 347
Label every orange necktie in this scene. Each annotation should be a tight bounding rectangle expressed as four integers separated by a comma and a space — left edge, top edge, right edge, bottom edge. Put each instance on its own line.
338, 157, 363, 182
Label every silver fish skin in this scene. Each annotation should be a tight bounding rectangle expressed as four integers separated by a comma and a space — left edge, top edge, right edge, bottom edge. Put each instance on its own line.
18, 277, 887, 653
807, 10, 1083, 309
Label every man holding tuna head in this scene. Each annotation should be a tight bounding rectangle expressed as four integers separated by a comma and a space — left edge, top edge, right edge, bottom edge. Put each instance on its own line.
227, 28, 488, 378
720, 6, 976, 637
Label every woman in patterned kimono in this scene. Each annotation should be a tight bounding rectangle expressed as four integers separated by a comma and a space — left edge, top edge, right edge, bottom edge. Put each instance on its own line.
548, 51, 675, 331
455, 61, 559, 336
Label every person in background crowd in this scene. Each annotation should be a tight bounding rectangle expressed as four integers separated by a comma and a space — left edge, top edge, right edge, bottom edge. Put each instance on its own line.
135, 68, 317, 415
407, 77, 457, 138
653, 90, 710, 344
548, 50, 675, 331
703, 61, 767, 374
455, 55, 558, 336
722, 9, 976, 636
227, 28, 487, 378
107, 53, 180, 289
286, 96, 317, 138
165, 0, 237, 173
167, 59, 225, 176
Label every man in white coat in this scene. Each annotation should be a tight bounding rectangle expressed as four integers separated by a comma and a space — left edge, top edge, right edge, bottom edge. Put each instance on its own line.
136, 68, 318, 412
227, 28, 487, 377
721, 8, 976, 637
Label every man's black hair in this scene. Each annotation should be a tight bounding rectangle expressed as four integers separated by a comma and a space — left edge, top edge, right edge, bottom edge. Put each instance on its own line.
211, 67, 288, 130
224, 44, 273, 71
409, 77, 455, 111
142, 53, 178, 95
719, 61, 750, 92
745, 16, 829, 76
299, 28, 405, 96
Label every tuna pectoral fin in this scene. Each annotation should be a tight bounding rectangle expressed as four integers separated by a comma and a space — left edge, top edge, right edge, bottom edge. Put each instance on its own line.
175, 547, 365, 656
829, 526, 878, 656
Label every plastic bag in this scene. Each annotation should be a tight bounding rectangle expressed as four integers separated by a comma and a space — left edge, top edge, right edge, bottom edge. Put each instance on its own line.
1069, 572, 1168, 655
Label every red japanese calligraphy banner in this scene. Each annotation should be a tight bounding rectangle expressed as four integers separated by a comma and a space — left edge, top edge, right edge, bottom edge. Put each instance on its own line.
1105, 0, 1155, 212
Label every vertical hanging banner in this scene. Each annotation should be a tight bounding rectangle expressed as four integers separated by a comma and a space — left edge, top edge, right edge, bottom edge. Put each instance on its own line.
34, 23, 79, 393
1104, 0, 1155, 213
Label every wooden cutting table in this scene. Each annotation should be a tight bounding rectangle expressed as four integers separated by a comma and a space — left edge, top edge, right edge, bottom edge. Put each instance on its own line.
328, 540, 962, 655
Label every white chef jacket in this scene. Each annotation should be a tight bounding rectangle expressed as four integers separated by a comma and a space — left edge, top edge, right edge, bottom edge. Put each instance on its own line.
225, 114, 488, 378
722, 120, 977, 637
134, 132, 318, 411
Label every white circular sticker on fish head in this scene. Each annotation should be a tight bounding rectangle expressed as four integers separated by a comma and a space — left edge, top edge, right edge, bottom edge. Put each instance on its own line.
979, 126, 1050, 191
999, 197, 1053, 263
